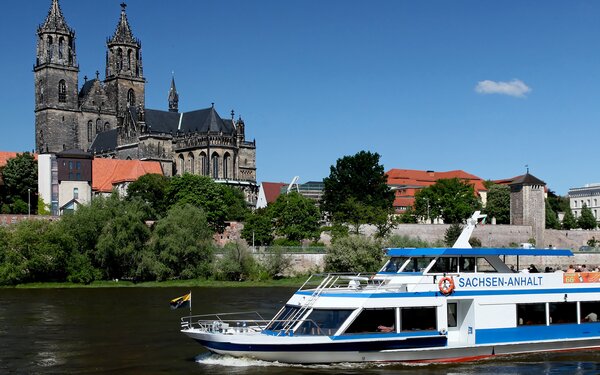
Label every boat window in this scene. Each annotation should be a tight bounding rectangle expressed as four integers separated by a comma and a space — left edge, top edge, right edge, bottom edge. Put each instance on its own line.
517, 303, 546, 326
447, 303, 457, 328
459, 257, 476, 273
382, 257, 407, 273
296, 309, 353, 336
549, 302, 577, 324
406, 257, 435, 272
266, 305, 300, 331
401, 307, 437, 331
476, 257, 498, 273
429, 257, 458, 273
344, 308, 396, 334
580, 301, 600, 323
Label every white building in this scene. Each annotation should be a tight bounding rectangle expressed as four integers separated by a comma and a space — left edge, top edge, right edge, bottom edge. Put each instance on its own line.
568, 184, 600, 221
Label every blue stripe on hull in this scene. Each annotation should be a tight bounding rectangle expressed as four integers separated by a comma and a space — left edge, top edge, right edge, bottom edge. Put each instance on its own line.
196, 335, 447, 353
477, 322, 600, 345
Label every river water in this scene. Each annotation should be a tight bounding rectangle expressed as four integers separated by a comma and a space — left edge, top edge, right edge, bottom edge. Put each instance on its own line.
1, 287, 599, 374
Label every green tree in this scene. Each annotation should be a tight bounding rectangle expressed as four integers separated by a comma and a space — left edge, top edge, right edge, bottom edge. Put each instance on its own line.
545, 199, 560, 229
484, 184, 510, 224
126, 173, 170, 218
214, 241, 258, 281
444, 223, 463, 246
221, 186, 250, 222
321, 151, 394, 225
386, 234, 431, 248
324, 235, 383, 273
241, 208, 274, 246
562, 209, 577, 230
1, 153, 38, 214
398, 207, 418, 223
270, 192, 321, 242
166, 174, 229, 232
578, 204, 597, 230
414, 178, 481, 224
149, 204, 214, 280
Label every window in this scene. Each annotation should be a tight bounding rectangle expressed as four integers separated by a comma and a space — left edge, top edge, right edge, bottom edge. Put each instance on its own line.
58, 80, 66, 103
447, 303, 458, 328
382, 257, 408, 273
73, 187, 79, 199
401, 307, 437, 331
549, 302, 577, 324
47, 36, 53, 60
178, 154, 184, 175
297, 309, 353, 336
127, 49, 132, 70
460, 257, 476, 272
87, 121, 93, 142
127, 89, 135, 107
212, 153, 219, 179
430, 257, 458, 273
517, 303, 546, 326
96, 119, 102, 133
345, 308, 395, 334
76, 161, 81, 169
223, 153, 230, 179
187, 153, 195, 174
265, 305, 300, 331
580, 301, 600, 323
104, 122, 110, 131
405, 257, 434, 273
117, 48, 123, 71
58, 37, 64, 60
200, 153, 207, 176
574, 201, 578, 208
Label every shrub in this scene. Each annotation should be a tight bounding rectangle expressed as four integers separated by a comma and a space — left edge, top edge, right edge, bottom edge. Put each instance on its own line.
325, 235, 384, 273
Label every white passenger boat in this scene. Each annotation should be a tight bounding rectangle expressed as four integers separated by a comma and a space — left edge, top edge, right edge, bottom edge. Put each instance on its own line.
180, 212, 600, 363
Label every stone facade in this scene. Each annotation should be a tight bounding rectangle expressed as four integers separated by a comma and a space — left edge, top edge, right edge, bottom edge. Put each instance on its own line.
509, 173, 546, 246
34, 1, 258, 204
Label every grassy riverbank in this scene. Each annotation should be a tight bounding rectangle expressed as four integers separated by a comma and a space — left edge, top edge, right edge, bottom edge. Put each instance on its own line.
8, 277, 308, 289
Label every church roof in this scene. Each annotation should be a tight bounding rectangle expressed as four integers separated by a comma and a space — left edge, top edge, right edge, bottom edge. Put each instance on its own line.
78, 79, 97, 99
89, 129, 118, 153
509, 173, 546, 186
39, 0, 73, 35
168, 76, 179, 103
92, 158, 163, 193
180, 107, 235, 134
108, 3, 139, 46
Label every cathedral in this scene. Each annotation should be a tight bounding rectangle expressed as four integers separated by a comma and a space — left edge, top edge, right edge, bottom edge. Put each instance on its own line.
34, 0, 258, 203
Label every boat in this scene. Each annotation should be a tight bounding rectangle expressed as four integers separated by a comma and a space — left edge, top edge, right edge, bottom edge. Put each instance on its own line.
179, 212, 600, 363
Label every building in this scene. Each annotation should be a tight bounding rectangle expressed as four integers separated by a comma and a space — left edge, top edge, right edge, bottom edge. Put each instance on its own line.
386, 169, 488, 214
568, 184, 600, 221
509, 173, 546, 245
34, 0, 258, 205
256, 182, 287, 209
92, 158, 163, 197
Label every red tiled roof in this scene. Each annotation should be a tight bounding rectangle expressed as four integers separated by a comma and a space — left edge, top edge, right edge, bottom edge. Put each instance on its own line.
386, 168, 487, 193
261, 182, 287, 204
92, 159, 163, 193
0, 151, 38, 168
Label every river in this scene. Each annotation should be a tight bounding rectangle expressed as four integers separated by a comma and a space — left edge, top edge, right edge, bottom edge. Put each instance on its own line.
1, 287, 599, 374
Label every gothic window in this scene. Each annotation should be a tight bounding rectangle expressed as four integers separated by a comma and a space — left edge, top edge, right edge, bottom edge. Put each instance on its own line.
104, 122, 110, 131
117, 48, 123, 71
188, 152, 195, 174
223, 153, 230, 179
58, 37, 64, 60
87, 121, 93, 142
68, 39, 73, 65
73, 187, 79, 199
178, 154, 185, 175
127, 49, 132, 71
200, 152, 207, 176
96, 119, 102, 133
47, 36, 53, 60
135, 50, 140, 76
127, 89, 135, 107
58, 80, 66, 103
212, 153, 219, 179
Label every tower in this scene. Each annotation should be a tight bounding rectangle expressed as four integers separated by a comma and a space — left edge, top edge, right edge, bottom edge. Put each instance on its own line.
510, 172, 546, 246
168, 75, 179, 112
34, 0, 79, 153
104, 3, 145, 116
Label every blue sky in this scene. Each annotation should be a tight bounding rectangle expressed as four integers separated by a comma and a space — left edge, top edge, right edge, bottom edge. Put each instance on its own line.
1, 1, 599, 195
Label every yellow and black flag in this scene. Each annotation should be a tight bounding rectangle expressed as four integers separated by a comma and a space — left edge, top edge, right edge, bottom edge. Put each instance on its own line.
170, 292, 191, 310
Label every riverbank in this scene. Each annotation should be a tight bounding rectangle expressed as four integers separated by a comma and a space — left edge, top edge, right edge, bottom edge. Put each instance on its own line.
6, 277, 307, 289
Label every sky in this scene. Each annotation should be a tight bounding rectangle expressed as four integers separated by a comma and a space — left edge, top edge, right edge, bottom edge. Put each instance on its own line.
1, 0, 600, 195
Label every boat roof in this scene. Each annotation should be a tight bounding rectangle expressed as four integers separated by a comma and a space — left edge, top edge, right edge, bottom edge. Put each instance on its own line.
385, 248, 574, 257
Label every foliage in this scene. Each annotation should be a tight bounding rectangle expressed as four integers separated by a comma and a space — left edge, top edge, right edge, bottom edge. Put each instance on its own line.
214, 241, 258, 281
221, 186, 250, 222
324, 235, 383, 273
414, 178, 481, 224
578, 204, 597, 230
398, 207, 418, 223
484, 184, 510, 224
545, 199, 560, 229
469, 237, 482, 248
547, 190, 570, 214
262, 246, 292, 278
270, 192, 321, 242
126, 173, 170, 218
241, 208, 274, 246
321, 151, 394, 225
149, 204, 214, 280
385, 235, 430, 248
1, 153, 38, 214
562, 209, 578, 230
37, 196, 51, 216
587, 237, 600, 248
444, 223, 463, 247
372, 207, 399, 238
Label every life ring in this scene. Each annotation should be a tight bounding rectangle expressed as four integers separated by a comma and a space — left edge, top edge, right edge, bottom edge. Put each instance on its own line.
438, 276, 455, 295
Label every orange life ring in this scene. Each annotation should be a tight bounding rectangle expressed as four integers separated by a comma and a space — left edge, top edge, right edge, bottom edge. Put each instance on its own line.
438, 276, 455, 295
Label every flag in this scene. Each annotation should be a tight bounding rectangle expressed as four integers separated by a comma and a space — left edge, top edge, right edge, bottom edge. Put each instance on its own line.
170, 292, 191, 310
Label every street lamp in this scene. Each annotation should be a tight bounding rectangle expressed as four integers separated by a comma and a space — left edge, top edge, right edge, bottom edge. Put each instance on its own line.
28, 188, 31, 218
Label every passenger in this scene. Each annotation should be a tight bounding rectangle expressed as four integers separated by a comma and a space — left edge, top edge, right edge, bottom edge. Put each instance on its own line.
510, 265, 516, 272
581, 265, 588, 273
585, 312, 598, 322
528, 265, 539, 273
566, 265, 576, 273
377, 325, 394, 333
544, 266, 552, 273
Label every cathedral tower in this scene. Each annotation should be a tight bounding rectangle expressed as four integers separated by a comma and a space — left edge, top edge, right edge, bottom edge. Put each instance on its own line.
104, 3, 145, 116
168, 75, 179, 112
34, 0, 79, 153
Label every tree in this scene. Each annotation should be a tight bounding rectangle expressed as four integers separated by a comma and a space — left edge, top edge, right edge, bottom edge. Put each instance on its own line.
398, 207, 418, 224
126, 173, 170, 218
214, 241, 258, 281
241, 208, 274, 246
270, 192, 321, 242
321, 151, 394, 224
221, 185, 250, 221
578, 204, 597, 230
324, 235, 383, 273
414, 178, 481, 224
484, 184, 510, 224
562, 209, 577, 230
1, 153, 38, 214
545, 199, 560, 229
444, 223, 463, 246
149, 204, 214, 280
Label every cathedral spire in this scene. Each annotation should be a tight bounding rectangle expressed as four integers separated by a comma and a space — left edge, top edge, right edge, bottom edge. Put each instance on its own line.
108, 2, 138, 45
39, 0, 72, 34
168, 74, 179, 112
